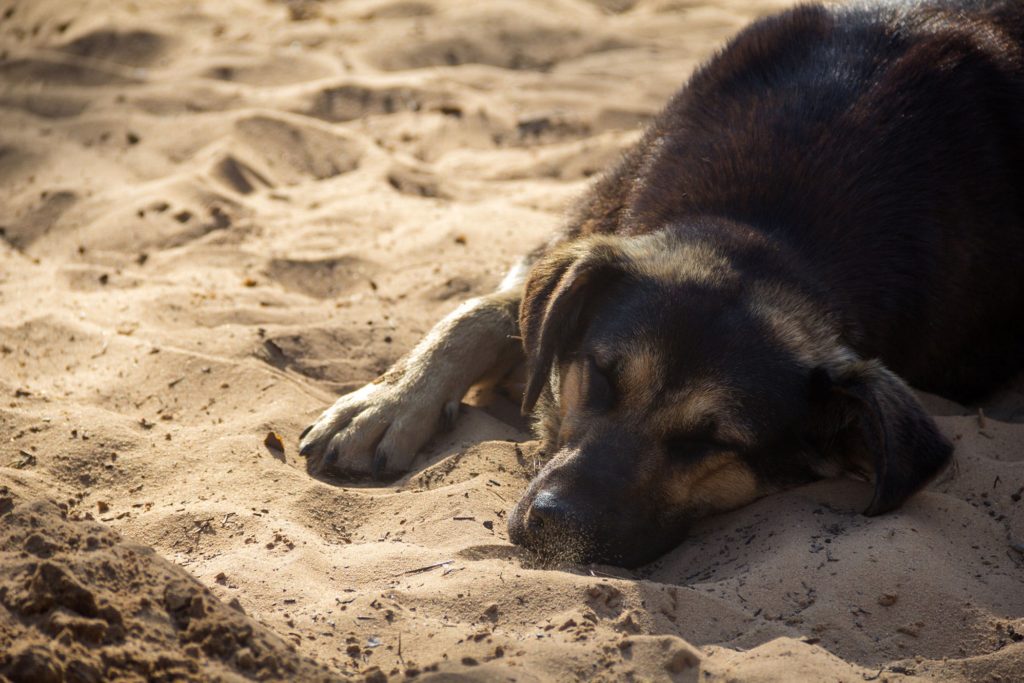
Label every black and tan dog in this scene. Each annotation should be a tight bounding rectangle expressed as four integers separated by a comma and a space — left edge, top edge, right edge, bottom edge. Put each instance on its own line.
300, 0, 1024, 567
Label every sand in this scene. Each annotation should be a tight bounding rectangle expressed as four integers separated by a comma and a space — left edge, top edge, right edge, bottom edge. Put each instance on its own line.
1, 0, 1022, 681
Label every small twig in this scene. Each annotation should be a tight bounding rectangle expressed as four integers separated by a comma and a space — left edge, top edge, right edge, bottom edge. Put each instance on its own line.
394, 560, 453, 577
133, 394, 155, 408
168, 376, 185, 388
863, 665, 885, 681
586, 567, 630, 579
90, 339, 109, 359
453, 516, 476, 521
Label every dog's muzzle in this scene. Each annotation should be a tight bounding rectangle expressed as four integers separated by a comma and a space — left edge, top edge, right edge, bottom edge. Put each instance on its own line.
508, 489, 599, 563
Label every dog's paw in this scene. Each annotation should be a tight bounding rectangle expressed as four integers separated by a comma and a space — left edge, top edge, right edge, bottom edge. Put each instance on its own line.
299, 379, 460, 479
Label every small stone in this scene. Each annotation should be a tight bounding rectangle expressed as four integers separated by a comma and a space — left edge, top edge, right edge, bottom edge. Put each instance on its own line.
878, 593, 898, 607
235, 647, 256, 670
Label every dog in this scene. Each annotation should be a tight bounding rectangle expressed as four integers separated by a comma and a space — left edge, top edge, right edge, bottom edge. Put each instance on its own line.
299, 0, 1024, 567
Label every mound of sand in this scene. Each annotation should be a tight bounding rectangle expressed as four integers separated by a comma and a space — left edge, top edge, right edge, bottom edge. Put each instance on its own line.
1, 0, 1022, 681
0, 483, 339, 682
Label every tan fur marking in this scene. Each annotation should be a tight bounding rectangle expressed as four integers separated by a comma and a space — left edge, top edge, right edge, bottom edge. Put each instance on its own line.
653, 382, 755, 446
663, 452, 761, 512
622, 234, 736, 287
618, 347, 662, 403
558, 361, 583, 418
747, 281, 851, 368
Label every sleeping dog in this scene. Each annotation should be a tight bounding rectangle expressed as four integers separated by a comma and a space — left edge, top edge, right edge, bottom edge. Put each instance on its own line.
299, 0, 1024, 567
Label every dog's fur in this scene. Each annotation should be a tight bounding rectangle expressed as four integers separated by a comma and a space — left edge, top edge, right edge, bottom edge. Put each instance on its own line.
300, 0, 1024, 567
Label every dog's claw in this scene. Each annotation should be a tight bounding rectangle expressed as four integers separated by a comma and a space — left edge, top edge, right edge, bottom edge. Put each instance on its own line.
299, 424, 313, 440
371, 449, 388, 480
318, 433, 343, 469
442, 400, 460, 432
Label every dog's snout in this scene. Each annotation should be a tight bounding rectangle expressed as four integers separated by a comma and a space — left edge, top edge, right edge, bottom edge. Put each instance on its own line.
509, 488, 598, 563
526, 490, 576, 534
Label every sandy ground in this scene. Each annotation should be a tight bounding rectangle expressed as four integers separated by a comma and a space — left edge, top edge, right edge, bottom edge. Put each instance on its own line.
1, 0, 1023, 681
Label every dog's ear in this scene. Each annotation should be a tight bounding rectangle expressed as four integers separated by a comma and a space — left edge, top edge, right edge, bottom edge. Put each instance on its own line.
808, 358, 952, 516
519, 239, 626, 414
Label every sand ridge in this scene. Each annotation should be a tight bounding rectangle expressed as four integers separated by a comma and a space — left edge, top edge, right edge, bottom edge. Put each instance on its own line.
1, 0, 1023, 681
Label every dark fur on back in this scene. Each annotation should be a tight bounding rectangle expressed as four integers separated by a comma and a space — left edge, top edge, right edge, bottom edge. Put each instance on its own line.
566, 0, 1024, 402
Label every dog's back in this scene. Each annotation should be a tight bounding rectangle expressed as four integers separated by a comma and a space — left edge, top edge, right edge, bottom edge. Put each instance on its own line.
570, 0, 1024, 401
301, 1, 1023, 542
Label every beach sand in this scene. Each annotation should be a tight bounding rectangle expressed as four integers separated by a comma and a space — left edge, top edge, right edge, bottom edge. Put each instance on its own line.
1, 0, 1022, 680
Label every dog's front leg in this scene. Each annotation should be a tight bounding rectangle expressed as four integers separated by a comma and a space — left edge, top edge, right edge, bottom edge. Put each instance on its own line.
300, 264, 527, 479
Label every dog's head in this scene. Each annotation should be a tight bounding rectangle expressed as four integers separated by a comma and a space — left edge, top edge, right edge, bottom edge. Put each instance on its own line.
508, 226, 952, 567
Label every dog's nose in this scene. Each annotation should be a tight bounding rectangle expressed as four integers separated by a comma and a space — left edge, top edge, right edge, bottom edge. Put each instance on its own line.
527, 490, 577, 534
